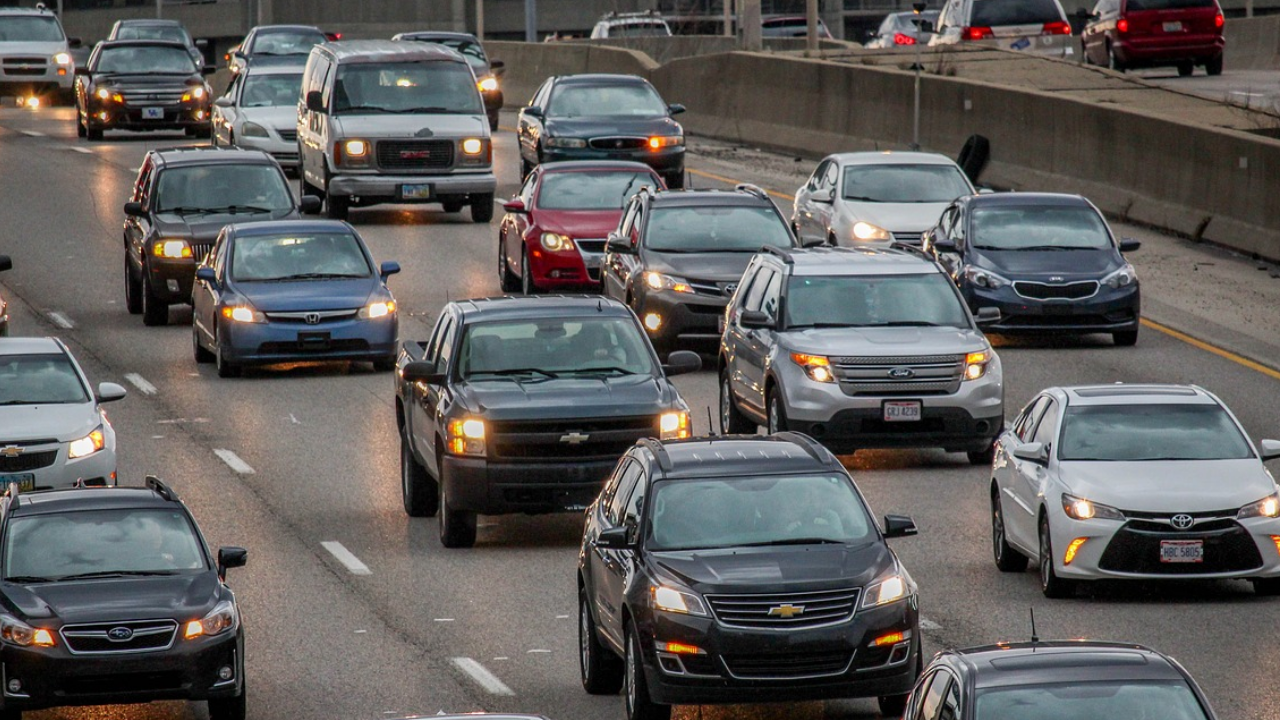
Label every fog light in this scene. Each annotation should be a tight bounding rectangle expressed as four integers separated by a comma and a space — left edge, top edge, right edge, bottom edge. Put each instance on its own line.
218, 665, 234, 681
644, 313, 662, 332
1064, 537, 1088, 565
873, 631, 906, 647
660, 641, 704, 655
167, 279, 180, 292
98, 111, 109, 122
7, 678, 20, 693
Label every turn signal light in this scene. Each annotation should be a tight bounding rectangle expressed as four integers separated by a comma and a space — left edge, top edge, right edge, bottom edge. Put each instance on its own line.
1064, 537, 1088, 565
873, 631, 906, 647
660, 641, 704, 655
1214, 12, 1224, 27
962, 26, 993, 40
1117, 18, 1130, 32
1271, 536, 1280, 555
32, 629, 55, 647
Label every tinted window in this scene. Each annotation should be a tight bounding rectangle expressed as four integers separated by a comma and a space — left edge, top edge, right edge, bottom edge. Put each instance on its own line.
786, 274, 970, 329
1014, 396, 1049, 442
457, 318, 657, 378
742, 268, 775, 312
116, 25, 190, 44
231, 232, 371, 282
1059, 403, 1253, 461
334, 61, 483, 115
610, 22, 671, 37
919, 674, 952, 720
251, 29, 326, 56
537, 171, 659, 210
1032, 400, 1060, 447
5, 509, 208, 580
0, 353, 89, 405
1128, 0, 1214, 9
607, 462, 642, 526
975, 681, 1209, 720
155, 164, 293, 215
842, 164, 973, 203
971, 0, 1064, 25
241, 73, 303, 107
645, 206, 792, 252
760, 272, 783, 319
547, 83, 667, 118
648, 474, 875, 551
408, 37, 488, 70
96, 45, 196, 74
970, 205, 1112, 250
0, 16, 63, 42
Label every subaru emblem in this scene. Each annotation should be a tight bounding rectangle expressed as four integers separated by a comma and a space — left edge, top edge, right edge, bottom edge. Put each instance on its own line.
107, 627, 134, 642
1170, 514, 1195, 530
305, 313, 322, 325
888, 367, 915, 379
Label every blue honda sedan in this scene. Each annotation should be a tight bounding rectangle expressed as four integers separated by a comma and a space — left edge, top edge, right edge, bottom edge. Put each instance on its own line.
191, 220, 400, 377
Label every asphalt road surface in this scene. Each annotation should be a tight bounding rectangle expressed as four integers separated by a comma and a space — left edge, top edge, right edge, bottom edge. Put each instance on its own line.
1, 105, 1278, 720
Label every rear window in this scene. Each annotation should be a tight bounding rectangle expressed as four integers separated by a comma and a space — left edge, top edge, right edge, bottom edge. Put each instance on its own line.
971, 0, 1064, 26
1126, 0, 1215, 10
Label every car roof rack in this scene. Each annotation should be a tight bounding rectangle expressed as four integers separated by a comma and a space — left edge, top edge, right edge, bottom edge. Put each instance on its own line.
145, 475, 180, 502
733, 183, 769, 201
638, 438, 673, 473
773, 431, 834, 465
761, 245, 796, 263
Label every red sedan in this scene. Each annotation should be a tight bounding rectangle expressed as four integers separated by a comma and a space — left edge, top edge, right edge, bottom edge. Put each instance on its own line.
498, 161, 663, 294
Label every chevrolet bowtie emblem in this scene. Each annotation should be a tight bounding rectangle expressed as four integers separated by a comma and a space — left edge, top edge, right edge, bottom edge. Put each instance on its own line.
767, 603, 805, 619
560, 432, 590, 445
0, 446, 22, 458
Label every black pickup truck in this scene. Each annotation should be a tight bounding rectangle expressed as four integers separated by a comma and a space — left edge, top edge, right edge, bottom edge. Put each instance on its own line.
395, 295, 700, 548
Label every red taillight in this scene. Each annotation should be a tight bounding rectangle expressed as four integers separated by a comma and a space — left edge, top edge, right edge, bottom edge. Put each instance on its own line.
962, 26, 994, 40
893, 32, 917, 45
1117, 18, 1130, 32
1043, 20, 1071, 35
1214, 12, 1224, 28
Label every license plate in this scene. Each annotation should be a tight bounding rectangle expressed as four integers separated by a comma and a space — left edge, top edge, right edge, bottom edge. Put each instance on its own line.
0, 474, 35, 491
883, 401, 922, 422
1160, 539, 1203, 563
141, 107, 163, 120
1042, 303, 1073, 315
1163, 21, 1183, 32
401, 183, 432, 200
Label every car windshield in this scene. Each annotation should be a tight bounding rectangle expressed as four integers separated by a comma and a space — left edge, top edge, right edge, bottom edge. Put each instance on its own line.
333, 61, 483, 114
645, 206, 793, 253
0, 353, 88, 405
975, 681, 1210, 720
648, 474, 875, 551
241, 72, 303, 107
889, 11, 940, 32
457, 318, 657, 379
1127, 0, 1215, 9
1058, 403, 1254, 461
250, 29, 326, 56
970, 205, 1112, 250
155, 164, 292, 215
96, 45, 196, 74
231, 232, 372, 282
842, 164, 973, 203
115, 25, 190, 44
410, 37, 488, 70
610, 23, 671, 37
4, 509, 208, 581
971, 0, 1065, 26
537, 171, 659, 210
786, 273, 971, 328
547, 83, 667, 118
0, 16, 64, 42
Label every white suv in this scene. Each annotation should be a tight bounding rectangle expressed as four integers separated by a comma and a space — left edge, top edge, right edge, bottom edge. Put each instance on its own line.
590, 11, 673, 38
0, 5, 79, 106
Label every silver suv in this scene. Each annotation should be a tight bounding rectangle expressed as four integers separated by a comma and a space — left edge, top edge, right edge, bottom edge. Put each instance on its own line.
719, 246, 1004, 464
0, 5, 79, 106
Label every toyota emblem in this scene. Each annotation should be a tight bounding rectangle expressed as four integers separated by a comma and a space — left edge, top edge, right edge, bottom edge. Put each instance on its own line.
888, 367, 915, 379
107, 627, 134, 642
723, 283, 738, 296
305, 313, 322, 325
1170, 514, 1195, 530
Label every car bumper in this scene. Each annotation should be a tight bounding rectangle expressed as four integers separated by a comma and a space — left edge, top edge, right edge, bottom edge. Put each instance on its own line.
234, 134, 298, 168
526, 244, 601, 289
147, 256, 200, 304
0, 630, 241, 711
328, 171, 497, 203
88, 106, 210, 132
1116, 35, 1224, 63
541, 146, 685, 177
639, 598, 919, 705
221, 314, 398, 365
0, 439, 117, 490
441, 455, 618, 515
965, 283, 1140, 334
636, 290, 727, 351
0, 67, 73, 95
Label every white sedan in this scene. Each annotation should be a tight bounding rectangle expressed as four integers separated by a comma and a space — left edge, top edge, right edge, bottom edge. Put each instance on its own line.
990, 384, 1280, 597
211, 63, 304, 170
790, 151, 975, 248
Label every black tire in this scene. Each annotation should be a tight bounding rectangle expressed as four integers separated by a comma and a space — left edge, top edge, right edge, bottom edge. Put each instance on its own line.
86, 125, 103, 141
76, 113, 86, 138
968, 442, 996, 466
1108, 44, 1125, 72
372, 356, 396, 372
1113, 329, 1139, 346
1177, 61, 1194, 77
1039, 515, 1075, 598
624, 624, 671, 720
498, 237, 520, 292
664, 171, 684, 189
141, 267, 169, 326
438, 465, 476, 548
471, 193, 495, 223
488, 111, 500, 132
326, 191, 349, 220
720, 370, 755, 434
1205, 53, 1223, 76
193, 322, 214, 364
1252, 578, 1280, 596
401, 431, 438, 517
442, 200, 464, 213
879, 692, 909, 717
124, 255, 142, 314
215, 325, 242, 379
992, 490, 1029, 572
207, 684, 246, 720
580, 588, 624, 694
521, 247, 539, 295
766, 386, 788, 434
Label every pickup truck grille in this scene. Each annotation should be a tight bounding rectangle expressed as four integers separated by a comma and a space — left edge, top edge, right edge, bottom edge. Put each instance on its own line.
377, 140, 453, 170
830, 354, 963, 396
489, 416, 655, 461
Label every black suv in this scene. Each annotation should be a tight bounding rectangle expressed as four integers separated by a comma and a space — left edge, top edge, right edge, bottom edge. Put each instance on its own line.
396, 296, 700, 548
0, 478, 247, 720
601, 185, 798, 358
578, 433, 921, 720
122, 146, 321, 326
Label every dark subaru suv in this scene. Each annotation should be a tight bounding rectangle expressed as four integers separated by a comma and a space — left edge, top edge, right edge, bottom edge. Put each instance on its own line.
0, 478, 247, 720
578, 433, 921, 720
122, 146, 320, 326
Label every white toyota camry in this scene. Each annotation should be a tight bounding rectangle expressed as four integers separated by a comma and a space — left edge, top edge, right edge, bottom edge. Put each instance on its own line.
989, 384, 1280, 597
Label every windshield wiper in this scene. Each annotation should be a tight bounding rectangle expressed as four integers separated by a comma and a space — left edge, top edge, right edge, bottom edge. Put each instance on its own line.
57, 570, 180, 581
470, 368, 559, 379
205, 205, 277, 215
389, 106, 468, 114
1008, 245, 1092, 251
860, 321, 942, 327
788, 322, 860, 329
255, 272, 365, 281
4, 576, 54, 584
843, 195, 882, 202
564, 367, 644, 377
737, 537, 847, 547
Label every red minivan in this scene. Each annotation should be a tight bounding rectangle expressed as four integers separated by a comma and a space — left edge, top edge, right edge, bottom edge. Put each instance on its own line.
1081, 0, 1225, 75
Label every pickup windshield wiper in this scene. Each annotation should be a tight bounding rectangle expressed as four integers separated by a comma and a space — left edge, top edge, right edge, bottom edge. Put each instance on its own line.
470, 368, 559, 379
737, 537, 847, 547
4, 576, 54, 584
57, 570, 180, 581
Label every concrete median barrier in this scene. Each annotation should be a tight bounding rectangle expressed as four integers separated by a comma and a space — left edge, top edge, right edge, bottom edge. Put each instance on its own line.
1225, 16, 1280, 70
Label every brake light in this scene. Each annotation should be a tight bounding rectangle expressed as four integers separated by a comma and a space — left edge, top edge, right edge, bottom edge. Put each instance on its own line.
962, 26, 994, 40
893, 32, 917, 45
1117, 18, 1129, 33
1214, 12, 1224, 28
1043, 20, 1071, 35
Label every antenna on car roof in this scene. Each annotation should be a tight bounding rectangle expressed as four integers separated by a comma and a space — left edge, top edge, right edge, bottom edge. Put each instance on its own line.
706, 406, 716, 437
1030, 607, 1039, 644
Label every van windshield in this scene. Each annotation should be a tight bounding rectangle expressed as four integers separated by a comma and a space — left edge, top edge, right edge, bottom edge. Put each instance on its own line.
0, 16, 64, 42
333, 61, 483, 115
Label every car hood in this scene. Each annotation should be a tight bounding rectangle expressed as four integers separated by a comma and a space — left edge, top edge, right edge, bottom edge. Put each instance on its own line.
836, 199, 951, 234
240, 105, 298, 130
1059, 459, 1275, 513
0, 403, 99, 443
0, 41, 67, 55
644, 250, 754, 284
454, 374, 679, 421
2, 574, 221, 624
649, 541, 895, 594
543, 115, 681, 139
535, 209, 625, 240
331, 113, 486, 138
972, 248, 1120, 279
234, 278, 379, 312
153, 209, 298, 241
784, 326, 987, 355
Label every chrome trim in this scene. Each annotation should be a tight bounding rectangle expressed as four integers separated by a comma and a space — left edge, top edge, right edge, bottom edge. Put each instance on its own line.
855, 640, 914, 672
263, 309, 358, 322
1012, 280, 1100, 302
704, 587, 860, 631
59, 619, 178, 655
654, 652, 720, 678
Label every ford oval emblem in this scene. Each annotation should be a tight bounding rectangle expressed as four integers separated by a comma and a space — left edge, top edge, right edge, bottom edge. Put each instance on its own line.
107, 626, 134, 642
888, 367, 915, 379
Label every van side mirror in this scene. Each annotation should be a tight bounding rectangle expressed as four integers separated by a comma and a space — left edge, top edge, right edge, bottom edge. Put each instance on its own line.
661, 350, 701, 376
1119, 238, 1141, 252
605, 233, 634, 254
305, 89, 325, 113
1013, 442, 1050, 465
883, 514, 918, 538
975, 307, 1001, 325
123, 201, 145, 217
401, 361, 445, 385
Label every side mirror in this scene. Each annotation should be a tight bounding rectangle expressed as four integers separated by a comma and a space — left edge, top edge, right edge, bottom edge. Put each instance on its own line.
1258, 439, 1280, 462
305, 89, 325, 113
74, 66, 90, 76
1013, 441, 1050, 465
195, 38, 209, 49
882, 514, 918, 539
379, 261, 401, 278
975, 306, 1001, 325
605, 233, 634, 255
503, 198, 527, 213
739, 309, 773, 329
401, 360, 445, 385
217, 546, 248, 578
800, 237, 828, 248
1074, 7, 1096, 19
214, 96, 233, 107
596, 526, 633, 550
490, 59, 505, 72
95, 382, 128, 403
523, 105, 544, 119
195, 267, 217, 284
68, 37, 83, 49
667, 103, 686, 115
0, 255, 10, 272
1119, 238, 1141, 252
932, 236, 957, 252
123, 201, 145, 218
813, 187, 835, 204
661, 350, 702, 376
299, 195, 323, 214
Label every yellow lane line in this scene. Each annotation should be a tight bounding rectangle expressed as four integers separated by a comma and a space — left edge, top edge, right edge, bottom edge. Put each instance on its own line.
688, 167, 795, 201
1140, 318, 1280, 382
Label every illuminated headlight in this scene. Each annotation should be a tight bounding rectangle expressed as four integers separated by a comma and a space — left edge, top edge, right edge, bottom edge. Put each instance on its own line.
358, 300, 396, 319
1238, 493, 1280, 519
1102, 263, 1137, 289
540, 232, 575, 252
963, 349, 991, 381
852, 221, 891, 241
184, 600, 238, 639
53, 52, 72, 66
791, 353, 834, 383
181, 86, 207, 102
68, 427, 105, 460
447, 418, 486, 456
1061, 493, 1125, 521
647, 135, 684, 150
477, 76, 499, 92
652, 585, 707, 616
544, 137, 587, 149
0, 615, 55, 647
221, 305, 266, 324
658, 411, 690, 440
153, 239, 192, 259
338, 139, 371, 167
344, 139, 368, 156
964, 266, 1009, 290
240, 121, 269, 138
644, 271, 692, 293
95, 87, 112, 101
862, 574, 908, 608
461, 137, 484, 155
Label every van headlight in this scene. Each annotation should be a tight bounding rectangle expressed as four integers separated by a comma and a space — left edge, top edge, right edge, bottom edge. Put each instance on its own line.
338, 139, 372, 167
68, 426, 105, 459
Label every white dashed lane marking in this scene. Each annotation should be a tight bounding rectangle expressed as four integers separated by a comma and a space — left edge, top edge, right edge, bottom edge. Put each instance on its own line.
71, 147, 94, 154
47, 311, 74, 329
212, 448, 254, 475
20, 130, 44, 137
124, 373, 157, 395
451, 657, 515, 696
320, 541, 372, 575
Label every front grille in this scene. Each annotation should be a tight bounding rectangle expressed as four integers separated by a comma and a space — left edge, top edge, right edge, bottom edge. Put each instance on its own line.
589, 136, 646, 150
61, 619, 178, 655
489, 415, 656, 461
62, 671, 184, 696
705, 587, 859, 629
722, 651, 853, 679
376, 140, 453, 170
1120, 508, 1239, 533
1001, 314, 1110, 327
2, 57, 48, 76
576, 239, 607, 253
263, 309, 359, 324
685, 279, 735, 298
277, 128, 297, 142
1098, 523, 1263, 574
118, 89, 186, 106
1013, 281, 1099, 300
0, 450, 57, 472
190, 243, 213, 262
892, 231, 923, 245
3, 57, 47, 66
831, 354, 963, 396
